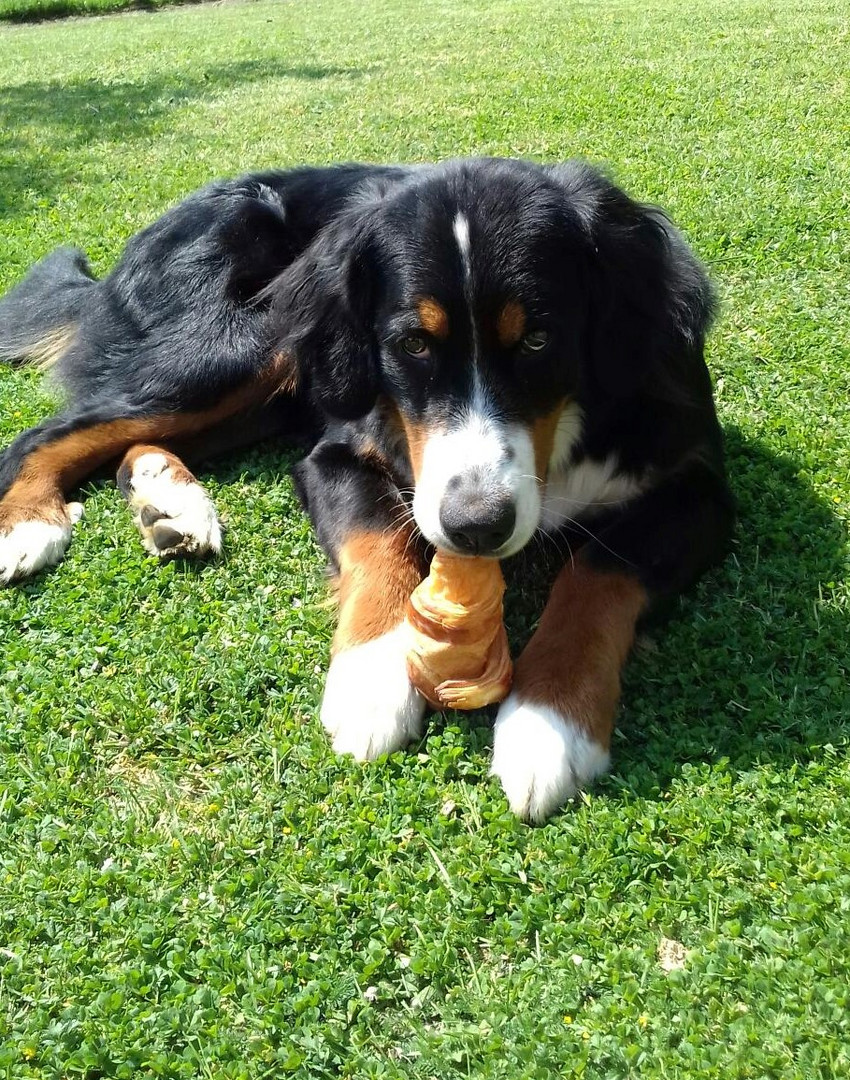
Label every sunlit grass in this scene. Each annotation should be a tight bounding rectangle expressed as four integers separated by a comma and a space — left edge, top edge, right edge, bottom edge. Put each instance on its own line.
1, 0, 848, 1076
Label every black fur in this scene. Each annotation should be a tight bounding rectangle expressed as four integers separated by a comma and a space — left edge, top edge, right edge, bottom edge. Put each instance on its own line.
0, 156, 732, 603
0, 246, 97, 366
272, 159, 731, 596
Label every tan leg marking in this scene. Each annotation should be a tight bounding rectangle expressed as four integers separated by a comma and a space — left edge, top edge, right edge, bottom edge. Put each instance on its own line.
321, 527, 429, 760
333, 527, 427, 653
513, 561, 648, 747
0, 353, 290, 580
1, 352, 292, 524
491, 561, 648, 820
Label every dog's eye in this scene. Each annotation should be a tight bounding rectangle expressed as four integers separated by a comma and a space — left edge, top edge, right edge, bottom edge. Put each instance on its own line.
520, 329, 550, 354
400, 335, 430, 359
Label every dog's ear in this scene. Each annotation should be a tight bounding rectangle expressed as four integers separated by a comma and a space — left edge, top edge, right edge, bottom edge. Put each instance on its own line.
271, 213, 380, 420
549, 162, 716, 398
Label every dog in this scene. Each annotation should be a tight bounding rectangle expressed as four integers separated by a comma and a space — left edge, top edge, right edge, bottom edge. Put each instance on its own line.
0, 157, 734, 820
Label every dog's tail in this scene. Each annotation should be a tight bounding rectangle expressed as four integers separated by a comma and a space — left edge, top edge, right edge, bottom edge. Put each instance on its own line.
0, 247, 97, 369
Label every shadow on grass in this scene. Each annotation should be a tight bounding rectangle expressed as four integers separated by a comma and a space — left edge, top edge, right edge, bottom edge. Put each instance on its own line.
480, 423, 850, 802
1, 0, 229, 25
0, 59, 361, 216
591, 425, 847, 798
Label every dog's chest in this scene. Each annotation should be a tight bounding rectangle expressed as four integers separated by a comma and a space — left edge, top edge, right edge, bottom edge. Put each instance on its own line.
540, 455, 645, 532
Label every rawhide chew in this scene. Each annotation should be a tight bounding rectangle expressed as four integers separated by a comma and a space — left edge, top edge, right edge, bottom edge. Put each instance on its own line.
405, 551, 513, 709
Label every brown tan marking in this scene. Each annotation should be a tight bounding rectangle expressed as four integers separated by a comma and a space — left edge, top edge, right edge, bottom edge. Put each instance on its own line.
26, 324, 78, 371
417, 297, 449, 340
0, 353, 291, 530
530, 400, 567, 480
333, 528, 428, 654
512, 560, 648, 749
0, 418, 163, 536
496, 301, 526, 349
0, 492, 68, 533
118, 444, 197, 487
353, 434, 397, 479
397, 414, 431, 482
265, 351, 299, 399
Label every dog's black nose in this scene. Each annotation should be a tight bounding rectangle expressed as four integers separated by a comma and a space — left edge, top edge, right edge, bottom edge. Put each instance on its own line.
440, 495, 516, 555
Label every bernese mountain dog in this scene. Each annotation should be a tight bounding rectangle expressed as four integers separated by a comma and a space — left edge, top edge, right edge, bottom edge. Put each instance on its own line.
0, 158, 734, 820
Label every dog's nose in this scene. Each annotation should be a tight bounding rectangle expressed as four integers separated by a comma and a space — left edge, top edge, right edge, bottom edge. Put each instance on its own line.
440, 493, 516, 555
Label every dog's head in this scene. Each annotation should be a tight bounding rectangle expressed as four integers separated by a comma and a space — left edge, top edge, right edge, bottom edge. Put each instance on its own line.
274, 158, 714, 558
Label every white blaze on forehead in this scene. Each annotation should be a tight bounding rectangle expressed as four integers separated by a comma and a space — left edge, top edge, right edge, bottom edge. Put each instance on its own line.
406, 210, 544, 558
452, 212, 472, 282
470, 368, 490, 420
452, 210, 480, 363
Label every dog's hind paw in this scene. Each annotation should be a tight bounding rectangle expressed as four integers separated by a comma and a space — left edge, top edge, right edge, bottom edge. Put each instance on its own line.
121, 451, 222, 559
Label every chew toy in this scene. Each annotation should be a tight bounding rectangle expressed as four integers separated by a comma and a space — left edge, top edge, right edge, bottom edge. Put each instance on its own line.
405, 551, 513, 709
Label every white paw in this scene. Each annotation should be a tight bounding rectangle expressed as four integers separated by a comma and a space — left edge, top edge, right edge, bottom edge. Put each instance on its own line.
126, 453, 221, 557
491, 695, 610, 822
0, 507, 79, 585
320, 625, 426, 760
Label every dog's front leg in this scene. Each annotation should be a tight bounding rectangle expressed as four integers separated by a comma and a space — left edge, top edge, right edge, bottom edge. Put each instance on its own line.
492, 560, 646, 822
295, 442, 429, 760
322, 528, 430, 758
492, 462, 734, 821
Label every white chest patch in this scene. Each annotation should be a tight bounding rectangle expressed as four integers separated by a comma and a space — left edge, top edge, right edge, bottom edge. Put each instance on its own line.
540, 454, 645, 533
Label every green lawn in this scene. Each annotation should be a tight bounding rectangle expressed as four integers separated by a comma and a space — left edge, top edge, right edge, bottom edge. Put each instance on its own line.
0, 0, 201, 25
1, 0, 849, 1076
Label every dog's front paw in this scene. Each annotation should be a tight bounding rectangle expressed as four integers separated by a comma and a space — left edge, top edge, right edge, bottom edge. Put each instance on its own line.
320, 625, 426, 760
491, 694, 610, 822
0, 502, 82, 585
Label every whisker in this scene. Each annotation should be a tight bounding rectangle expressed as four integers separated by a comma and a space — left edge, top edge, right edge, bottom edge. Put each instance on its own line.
541, 492, 638, 508
386, 508, 410, 529
383, 501, 425, 563
534, 524, 575, 571
517, 473, 636, 509
387, 506, 415, 533
553, 514, 633, 569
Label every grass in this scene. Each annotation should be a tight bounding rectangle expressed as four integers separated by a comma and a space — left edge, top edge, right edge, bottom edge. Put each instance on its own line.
1, 0, 849, 1075
0, 0, 205, 25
